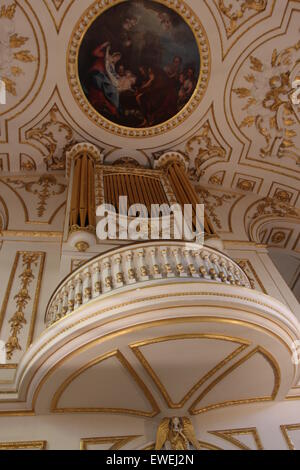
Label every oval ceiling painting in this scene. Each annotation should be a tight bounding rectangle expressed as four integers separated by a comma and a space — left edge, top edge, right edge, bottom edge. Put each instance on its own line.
76, 0, 206, 134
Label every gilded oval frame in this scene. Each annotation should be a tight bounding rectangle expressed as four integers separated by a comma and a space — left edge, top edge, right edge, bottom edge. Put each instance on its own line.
67, 0, 210, 138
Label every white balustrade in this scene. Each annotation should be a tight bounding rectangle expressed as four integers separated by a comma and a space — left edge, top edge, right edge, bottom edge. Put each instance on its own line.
45, 241, 251, 327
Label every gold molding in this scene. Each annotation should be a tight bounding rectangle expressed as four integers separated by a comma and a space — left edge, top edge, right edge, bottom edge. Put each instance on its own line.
42, 0, 75, 33
67, 0, 211, 138
80, 435, 141, 451
209, 427, 263, 450
130, 334, 249, 409
280, 424, 300, 450
0, 440, 46, 450
40, 288, 297, 350
1, 230, 63, 239
142, 440, 223, 450
189, 346, 281, 415
51, 350, 160, 417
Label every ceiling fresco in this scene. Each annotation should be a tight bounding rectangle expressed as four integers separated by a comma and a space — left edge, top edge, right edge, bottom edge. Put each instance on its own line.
77, 0, 201, 129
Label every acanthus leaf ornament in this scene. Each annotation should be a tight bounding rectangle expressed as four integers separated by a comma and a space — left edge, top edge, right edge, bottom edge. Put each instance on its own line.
251, 197, 299, 220
185, 121, 227, 180
217, 0, 267, 37
0, 1, 36, 99
6, 174, 66, 217
196, 187, 236, 229
232, 37, 300, 165
5, 253, 39, 360
25, 105, 76, 171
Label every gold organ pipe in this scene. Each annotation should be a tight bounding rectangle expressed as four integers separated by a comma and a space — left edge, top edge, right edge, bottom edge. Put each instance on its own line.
166, 161, 214, 235
69, 153, 96, 230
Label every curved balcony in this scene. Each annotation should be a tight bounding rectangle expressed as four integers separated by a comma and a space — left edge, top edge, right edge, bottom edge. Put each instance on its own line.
45, 241, 251, 327
2, 241, 300, 418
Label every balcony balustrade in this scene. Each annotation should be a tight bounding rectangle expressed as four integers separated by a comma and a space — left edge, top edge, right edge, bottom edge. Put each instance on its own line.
45, 241, 251, 327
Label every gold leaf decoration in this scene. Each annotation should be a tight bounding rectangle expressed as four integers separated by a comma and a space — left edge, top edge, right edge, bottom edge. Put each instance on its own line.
0, 2, 16, 19
244, 74, 255, 83
250, 56, 263, 72
233, 87, 251, 98
1, 76, 16, 96
10, 66, 24, 76
185, 121, 227, 180
196, 188, 236, 229
0, 2, 37, 98
25, 104, 76, 170
233, 38, 300, 164
217, 0, 267, 37
7, 175, 66, 217
240, 116, 255, 128
6, 253, 39, 360
9, 33, 28, 48
252, 197, 299, 220
13, 50, 36, 63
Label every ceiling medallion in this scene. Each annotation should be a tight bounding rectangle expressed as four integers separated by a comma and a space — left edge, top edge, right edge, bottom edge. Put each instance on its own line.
67, 0, 210, 138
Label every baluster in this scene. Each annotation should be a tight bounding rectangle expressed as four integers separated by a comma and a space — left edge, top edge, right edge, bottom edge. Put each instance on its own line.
62, 288, 68, 316
219, 259, 229, 284
83, 268, 92, 303
47, 306, 55, 326
199, 250, 212, 280
74, 274, 83, 308
67, 281, 75, 313
173, 247, 187, 277
233, 266, 242, 286
161, 247, 175, 278
226, 263, 236, 285
92, 263, 101, 298
209, 254, 220, 280
149, 247, 162, 279
184, 249, 199, 278
102, 258, 113, 292
56, 294, 63, 319
113, 254, 124, 288
137, 249, 149, 281
126, 251, 137, 284
53, 297, 59, 322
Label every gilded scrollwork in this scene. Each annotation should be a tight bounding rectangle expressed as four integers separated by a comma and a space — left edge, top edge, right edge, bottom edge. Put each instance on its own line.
209, 171, 226, 186
232, 38, 300, 164
195, 187, 236, 229
186, 121, 227, 180
217, 0, 267, 37
6, 174, 66, 217
251, 197, 299, 220
5, 252, 40, 360
25, 105, 77, 171
20, 153, 36, 172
